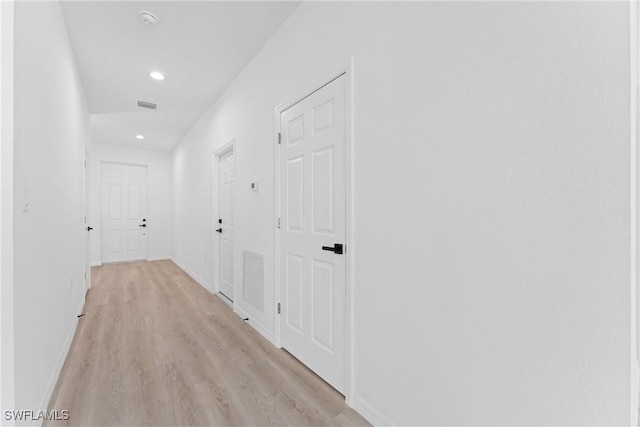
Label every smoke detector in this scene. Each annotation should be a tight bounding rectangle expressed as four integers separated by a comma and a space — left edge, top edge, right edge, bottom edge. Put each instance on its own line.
138, 10, 159, 26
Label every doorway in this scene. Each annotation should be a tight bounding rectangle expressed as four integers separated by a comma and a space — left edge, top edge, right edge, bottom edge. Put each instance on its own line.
83, 148, 91, 292
277, 72, 349, 394
215, 144, 236, 302
101, 162, 148, 263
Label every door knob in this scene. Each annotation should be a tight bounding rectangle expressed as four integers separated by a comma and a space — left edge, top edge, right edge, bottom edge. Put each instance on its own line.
321, 243, 344, 255
216, 228, 222, 233
139, 224, 147, 228
87, 226, 93, 231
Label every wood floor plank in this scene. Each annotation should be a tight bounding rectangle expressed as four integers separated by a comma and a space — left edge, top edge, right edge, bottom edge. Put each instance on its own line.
45, 260, 369, 427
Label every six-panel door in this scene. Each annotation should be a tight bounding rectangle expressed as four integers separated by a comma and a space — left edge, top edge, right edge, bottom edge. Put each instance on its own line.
219, 149, 236, 301
279, 74, 347, 393
101, 163, 148, 263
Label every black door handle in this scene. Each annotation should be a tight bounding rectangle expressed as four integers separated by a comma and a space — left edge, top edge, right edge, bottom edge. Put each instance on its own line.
216, 228, 222, 233
321, 243, 344, 255
139, 224, 146, 227
87, 226, 93, 231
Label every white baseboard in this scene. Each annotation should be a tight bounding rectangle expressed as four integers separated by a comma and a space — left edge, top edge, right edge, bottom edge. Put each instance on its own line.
351, 395, 396, 427
632, 359, 640, 426
170, 258, 211, 291
91, 257, 170, 266
38, 296, 85, 421
234, 304, 275, 344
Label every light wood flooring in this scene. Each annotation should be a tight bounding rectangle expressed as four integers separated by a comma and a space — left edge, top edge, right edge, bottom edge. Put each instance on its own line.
46, 260, 369, 427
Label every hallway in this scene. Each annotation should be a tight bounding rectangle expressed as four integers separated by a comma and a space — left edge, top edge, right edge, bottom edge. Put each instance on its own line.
1, 1, 636, 424
46, 261, 367, 426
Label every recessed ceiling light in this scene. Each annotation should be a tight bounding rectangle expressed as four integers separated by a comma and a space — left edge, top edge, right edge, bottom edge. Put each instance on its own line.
150, 71, 164, 81
136, 134, 145, 140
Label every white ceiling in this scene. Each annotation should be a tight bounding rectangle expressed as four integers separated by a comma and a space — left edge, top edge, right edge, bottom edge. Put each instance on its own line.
60, 1, 300, 152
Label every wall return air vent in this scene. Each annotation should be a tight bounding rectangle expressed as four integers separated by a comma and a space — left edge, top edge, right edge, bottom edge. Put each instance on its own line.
137, 100, 157, 110
243, 250, 265, 313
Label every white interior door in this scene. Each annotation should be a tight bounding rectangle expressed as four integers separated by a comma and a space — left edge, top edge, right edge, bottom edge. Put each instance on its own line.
218, 149, 235, 301
101, 163, 148, 263
83, 149, 91, 291
279, 74, 347, 393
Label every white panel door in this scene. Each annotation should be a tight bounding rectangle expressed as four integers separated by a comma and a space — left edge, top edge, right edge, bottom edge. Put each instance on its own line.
83, 149, 91, 291
101, 163, 148, 263
218, 150, 235, 301
279, 74, 346, 393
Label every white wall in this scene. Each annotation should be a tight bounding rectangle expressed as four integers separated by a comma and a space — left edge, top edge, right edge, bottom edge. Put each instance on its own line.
12, 0, 89, 413
172, 2, 632, 425
90, 143, 172, 265
171, 130, 215, 289
0, 0, 15, 416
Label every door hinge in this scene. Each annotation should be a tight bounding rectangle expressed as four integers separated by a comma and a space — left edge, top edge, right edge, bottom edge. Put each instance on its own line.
277, 303, 281, 314
278, 133, 281, 144
277, 218, 281, 229
84, 272, 87, 280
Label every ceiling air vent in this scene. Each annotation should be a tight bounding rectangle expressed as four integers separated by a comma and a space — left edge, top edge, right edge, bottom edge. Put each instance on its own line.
137, 100, 157, 110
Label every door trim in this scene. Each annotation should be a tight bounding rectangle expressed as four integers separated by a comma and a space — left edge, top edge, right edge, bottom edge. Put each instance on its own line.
213, 139, 236, 301
274, 58, 355, 404
630, 0, 639, 423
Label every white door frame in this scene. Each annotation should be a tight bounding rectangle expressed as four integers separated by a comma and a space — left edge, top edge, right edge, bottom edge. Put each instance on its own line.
630, 0, 639, 424
213, 140, 237, 301
274, 58, 354, 404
